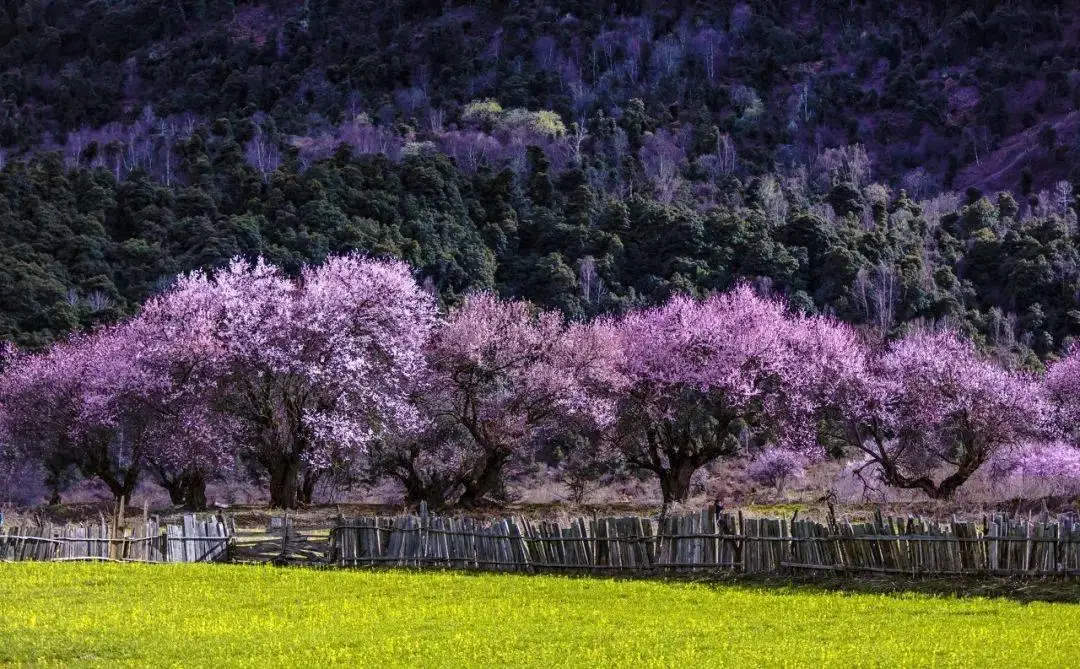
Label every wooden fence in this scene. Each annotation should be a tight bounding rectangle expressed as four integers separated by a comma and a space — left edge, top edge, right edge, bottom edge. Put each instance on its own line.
0, 514, 235, 563
329, 508, 1080, 577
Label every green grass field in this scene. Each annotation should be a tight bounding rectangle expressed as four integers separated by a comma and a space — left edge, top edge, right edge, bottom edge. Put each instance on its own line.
1, 564, 1078, 667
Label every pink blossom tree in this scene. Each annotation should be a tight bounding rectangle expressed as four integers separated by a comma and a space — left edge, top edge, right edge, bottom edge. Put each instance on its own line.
0, 254, 432, 510
124, 286, 237, 509
0, 305, 235, 509
600, 285, 861, 506
0, 337, 94, 503
988, 440, 1080, 496
746, 448, 806, 493
156, 254, 434, 508
0, 327, 160, 504
823, 330, 1048, 499
372, 293, 614, 508
1046, 347, 1080, 439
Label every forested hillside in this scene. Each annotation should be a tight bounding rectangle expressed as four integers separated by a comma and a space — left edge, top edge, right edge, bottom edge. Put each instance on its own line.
3, 0, 1080, 365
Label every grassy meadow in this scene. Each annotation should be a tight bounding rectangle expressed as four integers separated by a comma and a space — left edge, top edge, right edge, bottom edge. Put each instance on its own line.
0, 563, 1077, 667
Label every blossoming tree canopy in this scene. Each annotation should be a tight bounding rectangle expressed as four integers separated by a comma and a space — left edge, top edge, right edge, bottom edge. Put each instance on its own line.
133, 253, 436, 508
988, 440, 1080, 494
119, 298, 238, 509
410, 293, 601, 506
605, 284, 861, 505
827, 330, 1049, 499
0, 324, 176, 503
1046, 346, 1080, 439
370, 292, 629, 509
3, 250, 1073, 510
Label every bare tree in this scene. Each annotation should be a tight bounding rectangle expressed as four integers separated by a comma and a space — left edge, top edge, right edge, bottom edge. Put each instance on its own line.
65, 128, 90, 169
1054, 180, 1074, 217
533, 35, 558, 72
787, 80, 813, 132
809, 202, 837, 226
86, 291, 113, 313
1033, 189, 1053, 219
986, 307, 1017, 349
639, 130, 686, 203
156, 119, 176, 187
438, 130, 502, 173
691, 27, 726, 84
964, 125, 992, 166
716, 132, 736, 174
758, 176, 788, 226
568, 77, 593, 122
649, 34, 684, 80
901, 167, 935, 201
853, 263, 899, 332
427, 107, 445, 134
569, 122, 589, 165
731, 85, 764, 131
244, 126, 281, 181
593, 30, 619, 72
816, 144, 871, 189
797, 80, 813, 123
394, 87, 428, 116
919, 191, 962, 230
578, 255, 606, 306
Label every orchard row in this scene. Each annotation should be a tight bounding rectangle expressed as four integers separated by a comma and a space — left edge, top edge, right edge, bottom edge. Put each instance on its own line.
2, 254, 1077, 509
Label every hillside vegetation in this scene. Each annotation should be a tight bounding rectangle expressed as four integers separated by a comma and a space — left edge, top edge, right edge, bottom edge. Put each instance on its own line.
2, 0, 1080, 364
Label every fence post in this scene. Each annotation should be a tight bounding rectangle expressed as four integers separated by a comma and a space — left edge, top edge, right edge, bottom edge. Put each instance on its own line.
333, 513, 344, 567
273, 511, 290, 565
736, 510, 745, 572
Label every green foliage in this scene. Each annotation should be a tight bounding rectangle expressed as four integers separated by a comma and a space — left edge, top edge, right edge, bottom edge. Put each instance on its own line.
2, 0, 1080, 366
461, 100, 504, 128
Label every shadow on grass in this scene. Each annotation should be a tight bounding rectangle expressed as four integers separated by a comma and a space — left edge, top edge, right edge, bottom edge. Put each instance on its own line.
681, 571, 1080, 605
262, 559, 1080, 605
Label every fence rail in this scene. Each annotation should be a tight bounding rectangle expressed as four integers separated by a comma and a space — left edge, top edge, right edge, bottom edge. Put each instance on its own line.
7, 506, 1079, 576
0, 514, 235, 563
328, 508, 1080, 577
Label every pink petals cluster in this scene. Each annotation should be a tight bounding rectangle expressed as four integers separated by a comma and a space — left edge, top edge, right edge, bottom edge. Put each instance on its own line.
614, 286, 862, 441
746, 448, 807, 492
989, 441, 1080, 488
0, 253, 434, 507
828, 330, 1050, 498
386, 293, 615, 507
155, 254, 435, 505
598, 285, 860, 503
6, 261, 1080, 508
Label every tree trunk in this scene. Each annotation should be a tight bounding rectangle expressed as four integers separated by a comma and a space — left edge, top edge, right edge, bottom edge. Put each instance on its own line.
658, 459, 699, 508
153, 466, 206, 509
403, 484, 451, 511
457, 450, 510, 508
267, 458, 302, 509
101, 470, 139, 505
182, 471, 208, 511
925, 470, 974, 500
878, 456, 980, 501
161, 476, 187, 506
298, 469, 319, 506
391, 452, 457, 511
